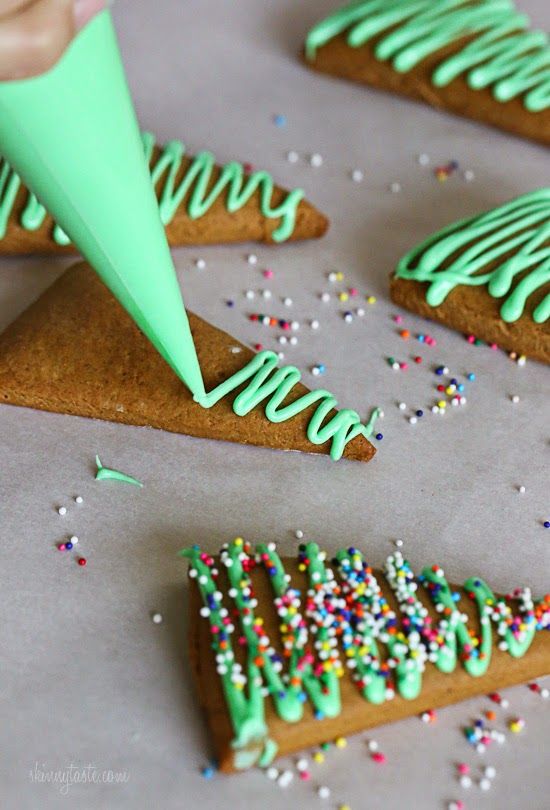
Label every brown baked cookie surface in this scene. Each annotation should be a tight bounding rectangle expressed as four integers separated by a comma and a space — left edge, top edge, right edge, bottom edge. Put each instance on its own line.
303, 3, 550, 146
0, 136, 328, 254
390, 190, 550, 363
0, 263, 375, 462
184, 541, 550, 772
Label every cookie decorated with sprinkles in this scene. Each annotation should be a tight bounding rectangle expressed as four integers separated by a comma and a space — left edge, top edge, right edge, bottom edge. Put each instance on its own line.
184, 539, 550, 771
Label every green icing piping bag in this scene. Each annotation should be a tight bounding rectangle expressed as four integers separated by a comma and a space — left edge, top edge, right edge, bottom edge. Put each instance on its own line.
0, 10, 205, 398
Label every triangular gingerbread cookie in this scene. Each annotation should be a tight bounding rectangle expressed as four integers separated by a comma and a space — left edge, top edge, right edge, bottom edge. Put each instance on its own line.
303, 1, 550, 146
0, 263, 375, 462
390, 189, 550, 363
185, 539, 550, 771
0, 133, 328, 254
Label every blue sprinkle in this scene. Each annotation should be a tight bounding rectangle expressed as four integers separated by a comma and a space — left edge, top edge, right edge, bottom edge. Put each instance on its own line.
418, 334, 425, 342
314, 710, 325, 720
375, 433, 383, 441
416, 410, 423, 417
467, 373, 476, 381
201, 766, 215, 779
66, 542, 73, 550
226, 299, 235, 308
435, 366, 445, 375
273, 114, 287, 127
544, 521, 550, 529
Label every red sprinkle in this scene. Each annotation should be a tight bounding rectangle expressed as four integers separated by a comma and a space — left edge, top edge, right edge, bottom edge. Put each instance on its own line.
78, 557, 87, 566
371, 752, 386, 764
414, 356, 422, 364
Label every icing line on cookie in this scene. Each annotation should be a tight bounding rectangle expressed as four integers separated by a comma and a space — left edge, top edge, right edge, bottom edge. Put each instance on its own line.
395, 189, 550, 323
183, 539, 550, 768
0, 133, 304, 246
305, 0, 550, 112
193, 349, 380, 461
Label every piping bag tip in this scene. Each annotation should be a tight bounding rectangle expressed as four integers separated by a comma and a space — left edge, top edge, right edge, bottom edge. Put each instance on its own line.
0, 9, 204, 398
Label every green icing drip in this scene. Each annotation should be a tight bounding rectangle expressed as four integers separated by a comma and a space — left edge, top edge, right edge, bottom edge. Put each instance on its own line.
95, 455, 143, 487
305, 0, 550, 112
182, 540, 549, 769
194, 350, 380, 461
396, 189, 550, 323
0, 132, 303, 246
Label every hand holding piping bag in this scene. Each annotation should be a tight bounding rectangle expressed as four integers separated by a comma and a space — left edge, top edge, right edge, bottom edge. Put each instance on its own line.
0, 2, 206, 398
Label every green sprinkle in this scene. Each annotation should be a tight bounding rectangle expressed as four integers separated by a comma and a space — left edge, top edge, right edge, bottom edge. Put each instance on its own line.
95, 455, 143, 487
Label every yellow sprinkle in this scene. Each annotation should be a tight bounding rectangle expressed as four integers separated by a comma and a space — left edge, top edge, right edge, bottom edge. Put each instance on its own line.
298, 563, 306, 572
335, 736, 347, 749
336, 272, 344, 281
339, 805, 351, 810
339, 292, 349, 302
234, 537, 243, 545
438, 400, 447, 409
313, 752, 325, 763
367, 295, 376, 304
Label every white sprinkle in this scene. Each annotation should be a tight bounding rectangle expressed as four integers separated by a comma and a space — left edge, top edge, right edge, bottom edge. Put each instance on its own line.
295, 529, 304, 539
417, 153, 430, 166
448, 802, 461, 810
540, 688, 549, 698
318, 786, 330, 799
262, 289, 272, 299
484, 766, 496, 779
367, 739, 378, 752
247, 254, 258, 265
517, 355, 526, 366
501, 699, 509, 708
378, 410, 385, 418
70, 535, 79, 545
344, 312, 353, 323
409, 416, 418, 425
230, 346, 242, 354
296, 758, 308, 771
310, 153, 323, 168
310, 319, 320, 330
289, 336, 298, 346
459, 775, 472, 789
283, 297, 293, 307
245, 289, 255, 299
58, 506, 67, 516
151, 612, 163, 624
266, 766, 279, 780
311, 366, 321, 377
277, 770, 293, 788
476, 743, 486, 754
278, 336, 288, 345
390, 181, 402, 193
518, 485, 526, 494
392, 362, 400, 371
479, 778, 491, 791
75, 496, 83, 504
463, 169, 475, 182
195, 258, 206, 270
291, 321, 300, 331
351, 168, 364, 182
278, 352, 285, 361
328, 272, 338, 283
356, 307, 365, 317
320, 292, 330, 302
431, 405, 440, 414
286, 150, 299, 164
398, 402, 407, 411
395, 539, 404, 548
511, 394, 520, 403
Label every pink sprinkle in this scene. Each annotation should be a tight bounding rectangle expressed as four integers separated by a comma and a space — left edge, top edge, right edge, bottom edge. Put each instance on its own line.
394, 315, 403, 324
210, 625, 219, 634
455, 802, 464, 810
299, 770, 311, 781
490, 342, 498, 350
282, 322, 291, 331
58, 543, 66, 551
263, 269, 273, 279
457, 763, 469, 775
399, 362, 408, 370
371, 752, 386, 764
467, 334, 475, 344
349, 287, 358, 297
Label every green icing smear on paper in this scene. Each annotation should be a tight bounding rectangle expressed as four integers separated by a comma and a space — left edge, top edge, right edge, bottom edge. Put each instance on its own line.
194, 350, 381, 461
95, 455, 143, 487
396, 189, 550, 323
182, 538, 549, 769
0, 132, 304, 246
305, 0, 550, 112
